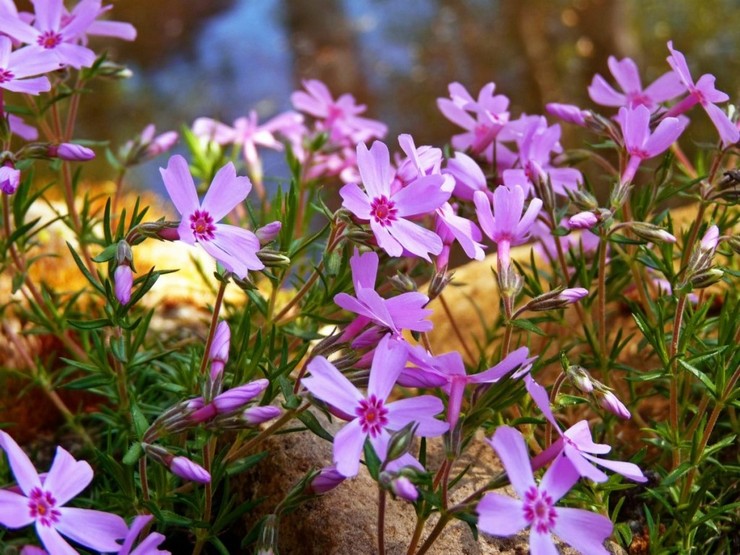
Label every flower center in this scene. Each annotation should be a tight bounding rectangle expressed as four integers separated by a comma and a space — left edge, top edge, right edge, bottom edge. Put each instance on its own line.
627, 91, 652, 108
370, 195, 397, 227
0, 68, 14, 83
28, 488, 61, 527
523, 486, 557, 534
356, 394, 389, 437
190, 209, 216, 241
37, 31, 63, 49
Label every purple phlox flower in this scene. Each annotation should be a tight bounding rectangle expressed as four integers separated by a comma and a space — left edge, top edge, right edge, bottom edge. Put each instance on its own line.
588, 55, 684, 110
434, 202, 485, 267
8, 113, 39, 140
160, 154, 265, 278
437, 82, 510, 156
301, 335, 448, 477
545, 103, 591, 127
168, 456, 211, 484
193, 110, 303, 171
600, 390, 631, 420
509, 118, 582, 196
0, 36, 61, 94
402, 346, 534, 430
291, 79, 387, 145
617, 104, 688, 184
477, 426, 613, 554
1, 161, 21, 194
0, 430, 128, 554
1, 0, 98, 68
665, 42, 739, 148
340, 141, 450, 261
114, 264, 133, 305
62, 0, 137, 43
474, 184, 542, 270
526, 378, 645, 483
334, 248, 433, 340
443, 151, 490, 202
140, 124, 178, 159
118, 515, 170, 555
190, 379, 269, 423
208, 320, 230, 380
395, 133, 446, 186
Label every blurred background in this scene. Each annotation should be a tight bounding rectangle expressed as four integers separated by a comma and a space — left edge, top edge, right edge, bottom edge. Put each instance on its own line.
77, 0, 739, 184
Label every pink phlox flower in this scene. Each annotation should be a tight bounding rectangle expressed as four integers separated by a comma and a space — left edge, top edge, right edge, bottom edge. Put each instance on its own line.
1, 0, 98, 68
437, 82, 510, 157
477, 426, 613, 554
140, 124, 178, 159
588, 55, 684, 110
334, 248, 433, 340
208, 320, 231, 380
616, 104, 688, 184
401, 346, 534, 430
443, 151, 491, 202
8, 113, 39, 140
394, 133, 446, 187
190, 379, 269, 423
0, 36, 61, 94
160, 154, 266, 278
526, 378, 646, 483
474, 183, 543, 270
301, 335, 448, 477
291, 79, 387, 146
118, 515, 170, 555
62, 0, 137, 43
434, 202, 485, 266
0, 430, 128, 554
665, 41, 739, 148
340, 141, 450, 261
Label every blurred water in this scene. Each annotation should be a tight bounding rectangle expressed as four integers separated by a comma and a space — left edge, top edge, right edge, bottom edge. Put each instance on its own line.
77, 0, 739, 190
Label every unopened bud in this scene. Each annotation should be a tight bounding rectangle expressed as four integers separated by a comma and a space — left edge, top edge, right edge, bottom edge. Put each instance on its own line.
211, 379, 269, 415
390, 272, 416, 293
255, 514, 279, 555
257, 248, 291, 268
545, 103, 590, 127
390, 475, 419, 502
498, 265, 523, 298
309, 466, 346, 494
629, 222, 677, 244
566, 211, 598, 230
49, 143, 95, 161
95, 60, 134, 79
208, 321, 230, 380
114, 265, 133, 305
427, 270, 452, 302
689, 268, 724, 289
526, 287, 588, 312
255, 222, 282, 244
116, 240, 133, 266
599, 390, 631, 420
385, 422, 418, 464
145, 130, 178, 158
242, 405, 282, 426
566, 365, 594, 393
699, 225, 719, 251
169, 456, 211, 483
0, 161, 20, 195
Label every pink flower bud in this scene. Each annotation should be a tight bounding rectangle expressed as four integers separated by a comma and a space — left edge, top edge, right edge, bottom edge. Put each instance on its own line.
700, 225, 719, 251
114, 265, 133, 305
255, 221, 282, 244
546, 102, 589, 127
558, 287, 589, 303
600, 391, 631, 420
50, 143, 96, 161
209, 321, 231, 380
242, 405, 281, 425
169, 456, 211, 483
0, 163, 20, 195
309, 466, 346, 494
566, 211, 599, 230
212, 379, 269, 414
145, 131, 178, 158
390, 476, 418, 502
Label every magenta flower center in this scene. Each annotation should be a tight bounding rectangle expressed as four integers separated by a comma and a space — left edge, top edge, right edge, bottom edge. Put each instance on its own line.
37, 31, 63, 49
522, 486, 557, 534
190, 209, 216, 241
28, 487, 61, 527
356, 394, 389, 437
627, 91, 651, 108
0, 68, 14, 83
370, 196, 398, 227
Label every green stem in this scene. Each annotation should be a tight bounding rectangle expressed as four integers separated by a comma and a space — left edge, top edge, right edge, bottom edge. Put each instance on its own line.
377, 486, 387, 555
198, 277, 229, 380
669, 294, 688, 469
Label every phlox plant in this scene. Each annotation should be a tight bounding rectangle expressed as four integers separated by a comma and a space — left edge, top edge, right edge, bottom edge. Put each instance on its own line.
1, 1, 739, 554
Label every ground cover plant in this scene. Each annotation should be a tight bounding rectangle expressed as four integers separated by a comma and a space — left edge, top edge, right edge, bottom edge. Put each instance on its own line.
0, 2, 738, 554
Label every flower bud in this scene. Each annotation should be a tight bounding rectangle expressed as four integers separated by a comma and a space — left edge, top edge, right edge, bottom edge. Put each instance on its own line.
699, 225, 719, 251
385, 422, 418, 464
390, 475, 419, 502
498, 264, 523, 298
565, 365, 594, 393
169, 456, 211, 483
689, 268, 724, 289
566, 211, 598, 230
0, 162, 20, 195
599, 391, 631, 420
212, 379, 269, 414
256, 248, 291, 268
390, 272, 417, 293
728, 235, 740, 255
209, 321, 230, 380
628, 222, 677, 244
526, 287, 589, 312
145, 130, 178, 158
255, 514, 279, 555
95, 60, 134, 79
427, 269, 452, 302
242, 405, 281, 426
114, 265, 133, 305
309, 466, 345, 494
49, 143, 95, 161
255, 221, 282, 244
545, 103, 590, 127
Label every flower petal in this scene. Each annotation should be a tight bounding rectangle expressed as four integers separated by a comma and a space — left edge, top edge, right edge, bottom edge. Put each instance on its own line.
489, 426, 535, 498
470, 346, 531, 384
539, 453, 580, 502
388, 217, 442, 261
392, 175, 450, 218
356, 141, 392, 199
563, 443, 608, 483
588, 74, 626, 107
36, 522, 78, 555
583, 453, 647, 483
476, 493, 526, 536
56, 507, 128, 552
368, 335, 407, 400
201, 162, 252, 222
563, 420, 610, 454
0, 430, 42, 495
340, 182, 372, 220
42, 447, 93, 506
303, 356, 363, 416
383, 293, 433, 332
370, 219, 404, 258
349, 248, 377, 290
0, 489, 35, 528
160, 155, 199, 217
530, 530, 559, 555
552, 507, 612, 555
333, 419, 366, 477
386, 396, 448, 436
524, 377, 560, 431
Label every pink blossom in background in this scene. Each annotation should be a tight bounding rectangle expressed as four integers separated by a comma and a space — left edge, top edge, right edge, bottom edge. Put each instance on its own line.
588, 55, 684, 110
443, 151, 490, 202
160, 154, 267, 278
141, 124, 178, 159
8, 113, 38, 140
301, 335, 448, 477
665, 42, 739, 148
0, 430, 128, 554
617, 104, 688, 184
340, 141, 450, 261
477, 426, 613, 555
474, 184, 542, 270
